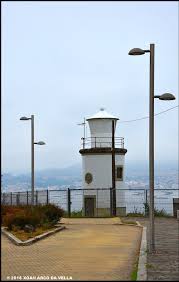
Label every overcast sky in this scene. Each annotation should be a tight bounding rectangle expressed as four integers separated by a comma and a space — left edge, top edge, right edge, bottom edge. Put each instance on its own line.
2, 1, 178, 173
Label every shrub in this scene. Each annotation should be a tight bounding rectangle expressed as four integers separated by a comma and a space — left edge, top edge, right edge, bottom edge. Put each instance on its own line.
2, 204, 64, 231
40, 204, 64, 223
1, 205, 24, 216
3, 211, 42, 230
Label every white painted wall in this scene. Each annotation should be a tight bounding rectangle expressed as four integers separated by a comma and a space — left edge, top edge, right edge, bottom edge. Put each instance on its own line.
82, 154, 125, 188
82, 153, 126, 208
88, 119, 117, 147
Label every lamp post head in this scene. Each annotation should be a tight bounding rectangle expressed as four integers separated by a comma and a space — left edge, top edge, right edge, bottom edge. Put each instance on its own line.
128, 48, 146, 55
20, 116, 31, 121
158, 93, 176, 101
35, 141, 46, 145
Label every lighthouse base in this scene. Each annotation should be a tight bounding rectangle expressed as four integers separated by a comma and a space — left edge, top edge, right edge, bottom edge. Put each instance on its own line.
82, 190, 126, 217
82, 205, 126, 217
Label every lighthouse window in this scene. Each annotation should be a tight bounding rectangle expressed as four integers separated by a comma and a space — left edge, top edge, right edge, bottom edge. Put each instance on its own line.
116, 166, 123, 181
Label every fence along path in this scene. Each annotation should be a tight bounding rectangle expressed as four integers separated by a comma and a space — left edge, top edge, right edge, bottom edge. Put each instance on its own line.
1, 188, 178, 217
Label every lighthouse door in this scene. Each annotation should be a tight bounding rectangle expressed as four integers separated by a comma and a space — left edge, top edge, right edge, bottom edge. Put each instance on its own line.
85, 197, 95, 217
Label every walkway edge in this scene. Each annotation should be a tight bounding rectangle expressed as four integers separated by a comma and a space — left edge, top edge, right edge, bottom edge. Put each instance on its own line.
137, 226, 147, 281
1, 226, 66, 246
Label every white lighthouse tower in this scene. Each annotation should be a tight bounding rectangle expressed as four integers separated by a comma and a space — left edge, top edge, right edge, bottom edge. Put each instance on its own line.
79, 108, 127, 217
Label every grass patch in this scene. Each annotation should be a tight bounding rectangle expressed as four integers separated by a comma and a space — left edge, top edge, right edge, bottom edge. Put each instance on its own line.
11, 226, 56, 241
64, 210, 113, 218
71, 210, 83, 217
144, 202, 172, 217
121, 218, 138, 225
131, 262, 138, 281
126, 204, 173, 218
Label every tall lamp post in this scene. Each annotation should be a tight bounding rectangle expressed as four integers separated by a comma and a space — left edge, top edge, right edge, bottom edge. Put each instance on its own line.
20, 115, 45, 205
128, 44, 175, 253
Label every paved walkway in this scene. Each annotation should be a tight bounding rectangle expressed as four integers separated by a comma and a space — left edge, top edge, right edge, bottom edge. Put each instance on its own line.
60, 217, 122, 225
2, 218, 142, 281
123, 217, 179, 281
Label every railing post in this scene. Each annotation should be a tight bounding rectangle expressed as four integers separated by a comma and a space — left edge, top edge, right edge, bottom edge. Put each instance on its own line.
47, 190, 49, 204
10, 192, 13, 205
16, 193, 19, 205
112, 120, 116, 216
110, 188, 113, 216
27, 191, 28, 205
18, 192, 20, 205
36, 191, 38, 205
83, 138, 85, 149
96, 189, 98, 217
3, 193, 5, 205
145, 189, 148, 216
68, 188, 71, 217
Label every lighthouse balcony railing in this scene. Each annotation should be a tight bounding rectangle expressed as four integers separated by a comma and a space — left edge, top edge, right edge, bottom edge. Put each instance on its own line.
81, 137, 124, 149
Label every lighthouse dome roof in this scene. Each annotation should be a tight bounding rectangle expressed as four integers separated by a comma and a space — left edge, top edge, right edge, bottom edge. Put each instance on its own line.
86, 108, 119, 121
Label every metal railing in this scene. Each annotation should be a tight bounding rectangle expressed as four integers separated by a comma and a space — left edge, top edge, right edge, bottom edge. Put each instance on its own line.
81, 137, 124, 149
1, 188, 178, 217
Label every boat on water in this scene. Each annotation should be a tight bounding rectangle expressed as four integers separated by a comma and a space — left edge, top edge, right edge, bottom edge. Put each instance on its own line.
165, 191, 173, 195
132, 192, 143, 195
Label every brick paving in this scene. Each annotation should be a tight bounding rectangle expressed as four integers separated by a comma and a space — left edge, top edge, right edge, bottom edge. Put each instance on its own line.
60, 217, 122, 225
1, 219, 142, 281
123, 217, 179, 281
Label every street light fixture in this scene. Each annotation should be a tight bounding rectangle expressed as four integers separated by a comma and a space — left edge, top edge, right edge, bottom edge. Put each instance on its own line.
128, 48, 149, 55
20, 115, 45, 205
154, 93, 176, 101
20, 117, 31, 121
128, 44, 175, 253
34, 141, 46, 145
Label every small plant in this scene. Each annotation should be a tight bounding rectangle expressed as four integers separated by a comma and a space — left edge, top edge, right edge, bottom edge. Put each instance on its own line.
127, 206, 144, 217
131, 260, 138, 281
143, 202, 172, 217
146, 263, 154, 269
121, 218, 137, 225
63, 210, 83, 217
71, 210, 83, 217
154, 207, 171, 217
143, 202, 149, 216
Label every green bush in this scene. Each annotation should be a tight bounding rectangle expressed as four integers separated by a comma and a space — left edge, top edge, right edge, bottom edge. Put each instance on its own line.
40, 204, 64, 223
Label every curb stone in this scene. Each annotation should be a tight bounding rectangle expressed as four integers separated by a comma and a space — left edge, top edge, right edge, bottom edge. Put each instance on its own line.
137, 226, 147, 281
1, 225, 66, 246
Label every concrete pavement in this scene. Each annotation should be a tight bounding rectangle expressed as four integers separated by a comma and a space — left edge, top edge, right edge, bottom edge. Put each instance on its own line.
2, 218, 142, 281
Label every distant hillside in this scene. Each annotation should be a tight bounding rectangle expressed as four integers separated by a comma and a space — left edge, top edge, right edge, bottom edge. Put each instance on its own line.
2, 164, 82, 190
2, 161, 178, 191
125, 160, 178, 176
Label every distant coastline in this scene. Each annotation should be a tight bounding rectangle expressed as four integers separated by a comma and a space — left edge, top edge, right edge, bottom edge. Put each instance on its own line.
1, 161, 178, 192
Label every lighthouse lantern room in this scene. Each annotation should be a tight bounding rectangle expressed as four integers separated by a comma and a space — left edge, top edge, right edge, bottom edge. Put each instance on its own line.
79, 108, 127, 217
